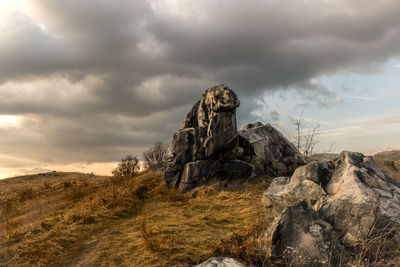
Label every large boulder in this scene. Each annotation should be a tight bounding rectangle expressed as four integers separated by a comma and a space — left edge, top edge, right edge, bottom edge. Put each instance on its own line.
262, 151, 400, 263
263, 201, 336, 266
164, 85, 305, 192
316, 151, 400, 245
239, 123, 305, 177
261, 161, 331, 217
182, 84, 240, 159
178, 159, 253, 192
196, 257, 246, 267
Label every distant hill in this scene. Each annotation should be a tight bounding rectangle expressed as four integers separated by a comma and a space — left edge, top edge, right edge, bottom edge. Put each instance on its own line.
373, 150, 400, 182
305, 152, 339, 163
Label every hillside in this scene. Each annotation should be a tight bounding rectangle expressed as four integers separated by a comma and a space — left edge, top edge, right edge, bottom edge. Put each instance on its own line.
0, 171, 270, 266
2, 150, 400, 266
374, 150, 400, 182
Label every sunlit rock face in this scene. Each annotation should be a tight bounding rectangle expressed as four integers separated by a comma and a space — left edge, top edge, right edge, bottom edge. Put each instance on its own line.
164, 84, 305, 192
262, 151, 400, 264
181, 84, 240, 159
196, 257, 246, 267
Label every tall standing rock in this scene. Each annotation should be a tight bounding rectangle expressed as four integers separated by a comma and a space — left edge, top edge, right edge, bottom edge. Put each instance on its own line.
165, 85, 244, 191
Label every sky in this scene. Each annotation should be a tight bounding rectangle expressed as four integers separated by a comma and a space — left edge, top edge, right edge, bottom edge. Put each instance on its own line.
0, 0, 400, 178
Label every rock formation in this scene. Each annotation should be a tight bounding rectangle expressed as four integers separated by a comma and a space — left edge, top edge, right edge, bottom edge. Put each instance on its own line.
262, 151, 400, 263
164, 84, 305, 192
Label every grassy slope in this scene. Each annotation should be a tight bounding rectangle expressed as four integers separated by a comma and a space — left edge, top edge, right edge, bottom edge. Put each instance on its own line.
0, 171, 269, 266
373, 150, 400, 182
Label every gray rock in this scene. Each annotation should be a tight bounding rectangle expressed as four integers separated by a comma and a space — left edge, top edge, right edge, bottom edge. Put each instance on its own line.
264, 201, 336, 266
164, 85, 305, 192
164, 84, 243, 191
239, 123, 305, 177
183, 84, 240, 159
196, 257, 246, 267
262, 150, 400, 262
242, 121, 263, 130
315, 151, 400, 245
178, 159, 253, 192
164, 128, 196, 188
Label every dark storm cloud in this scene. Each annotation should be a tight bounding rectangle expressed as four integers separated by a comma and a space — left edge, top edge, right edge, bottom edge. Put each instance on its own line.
1, 0, 400, 164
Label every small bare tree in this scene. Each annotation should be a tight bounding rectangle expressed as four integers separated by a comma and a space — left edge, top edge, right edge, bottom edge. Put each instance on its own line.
142, 142, 168, 170
289, 113, 320, 157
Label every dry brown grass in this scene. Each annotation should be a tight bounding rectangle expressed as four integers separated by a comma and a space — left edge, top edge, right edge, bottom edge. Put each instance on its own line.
3, 171, 399, 266
0, 171, 270, 266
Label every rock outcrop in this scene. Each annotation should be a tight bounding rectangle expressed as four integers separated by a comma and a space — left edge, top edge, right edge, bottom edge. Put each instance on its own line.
164, 84, 305, 192
262, 151, 400, 263
196, 257, 246, 267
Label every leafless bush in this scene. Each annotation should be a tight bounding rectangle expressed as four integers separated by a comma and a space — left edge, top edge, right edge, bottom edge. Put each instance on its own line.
112, 155, 139, 178
289, 113, 320, 156
142, 142, 168, 170
349, 201, 400, 266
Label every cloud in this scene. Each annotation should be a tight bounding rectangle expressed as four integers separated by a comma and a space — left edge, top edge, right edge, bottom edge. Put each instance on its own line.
343, 96, 381, 101
1, 0, 400, 167
270, 111, 280, 121
293, 79, 342, 107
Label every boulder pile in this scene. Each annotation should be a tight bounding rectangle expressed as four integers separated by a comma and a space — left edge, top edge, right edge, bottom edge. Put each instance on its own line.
164, 84, 305, 192
262, 151, 400, 265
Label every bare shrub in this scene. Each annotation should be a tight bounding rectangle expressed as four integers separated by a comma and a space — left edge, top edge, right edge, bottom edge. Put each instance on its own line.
349, 201, 400, 266
112, 155, 140, 178
142, 142, 168, 170
289, 113, 320, 156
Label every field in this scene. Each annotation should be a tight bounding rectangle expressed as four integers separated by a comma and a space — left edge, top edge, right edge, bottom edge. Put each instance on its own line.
2, 151, 400, 267
0, 171, 269, 266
